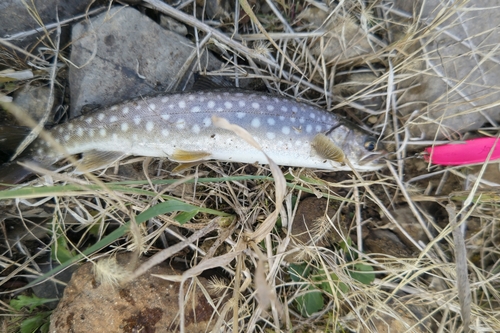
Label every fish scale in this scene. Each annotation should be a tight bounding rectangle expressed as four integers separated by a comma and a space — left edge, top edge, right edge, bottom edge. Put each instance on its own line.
19, 89, 383, 175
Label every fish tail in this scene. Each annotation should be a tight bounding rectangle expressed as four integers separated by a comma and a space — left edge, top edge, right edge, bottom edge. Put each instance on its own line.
0, 125, 35, 189
0, 160, 35, 189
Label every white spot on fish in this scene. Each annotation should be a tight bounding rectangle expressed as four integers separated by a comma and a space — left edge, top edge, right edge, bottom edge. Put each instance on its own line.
161, 97, 169, 103
290, 117, 296, 123
112, 133, 118, 141
236, 92, 244, 97
176, 119, 185, 129
202, 117, 211, 127
134, 117, 141, 125
224, 101, 233, 109
310, 113, 316, 119
64, 134, 70, 141
251, 118, 261, 128
161, 114, 170, 120
281, 106, 288, 112
252, 102, 260, 109
110, 116, 118, 123
162, 129, 169, 137
279, 116, 285, 121
135, 104, 142, 110
188, 95, 195, 101
306, 125, 312, 133
146, 121, 154, 132
299, 117, 305, 124
179, 101, 186, 108
77, 127, 83, 136
198, 96, 205, 102
98, 113, 105, 121
316, 125, 322, 132
37, 148, 43, 154
68, 123, 74, 130
267, 105, 274, 111
111, 106, 118, 111
192, 124, 200, 134
238, 101, 245, 107
322, 115, 326, 121
191, 106, 201, 113
236, 112, 245, 119
266, 132, 275, 140
267, 118, 275, 126
85, 117, 93, 124
261, 95, 268, 100
58, 127, 64, 133
122, 107, 130, 115
149, 103, 156, 110
282, 126, 290, 135
99, 128, 106, 137
292, 106, 298, 112
121, 123, 129, 132
208, 101, 215, 108
168, 104, 174, 109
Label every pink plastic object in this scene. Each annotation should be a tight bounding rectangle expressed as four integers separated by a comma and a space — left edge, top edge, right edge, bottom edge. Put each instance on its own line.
424, 137, 500, 166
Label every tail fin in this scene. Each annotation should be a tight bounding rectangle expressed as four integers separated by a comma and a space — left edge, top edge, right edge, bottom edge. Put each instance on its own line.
0, 126, 35, 189
0, 160, 35, 189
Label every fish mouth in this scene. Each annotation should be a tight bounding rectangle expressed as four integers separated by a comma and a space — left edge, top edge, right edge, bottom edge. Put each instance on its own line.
359, 150, 388, 166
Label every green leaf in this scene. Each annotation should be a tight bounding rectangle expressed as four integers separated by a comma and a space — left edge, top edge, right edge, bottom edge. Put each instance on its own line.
10, 295, 57, 312
174, 210, 198, 224
312, 269, 349, 295
295, 287, 324, 317
20, 312, 51, 333
339, 237, 352, 252
289, 263, 311, 282
348, 263, 375, 285
51, 231, 75, 264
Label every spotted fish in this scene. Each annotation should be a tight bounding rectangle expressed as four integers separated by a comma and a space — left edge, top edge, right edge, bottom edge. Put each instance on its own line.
0, 89, 384, 186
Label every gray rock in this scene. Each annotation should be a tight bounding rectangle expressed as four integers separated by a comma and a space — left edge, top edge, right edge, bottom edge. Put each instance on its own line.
13, 86, 56, 124
0, 0, 93, 55
69, 6, 221, 118
159, 15, 188, 36
391, 0, 500, 139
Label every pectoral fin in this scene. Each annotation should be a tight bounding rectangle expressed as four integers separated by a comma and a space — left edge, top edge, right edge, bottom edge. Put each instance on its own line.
76, 150, 126, 173
171, 162, 202, 173
171, 149, 211, 163
311, 134, 344, 163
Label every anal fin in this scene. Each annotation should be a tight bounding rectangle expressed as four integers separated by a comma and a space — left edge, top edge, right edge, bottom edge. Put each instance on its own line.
76, 150, 126, 173
171, 149, 210, 163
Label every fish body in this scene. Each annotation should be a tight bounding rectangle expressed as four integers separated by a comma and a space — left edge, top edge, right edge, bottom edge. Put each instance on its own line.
3, 89, 384, 185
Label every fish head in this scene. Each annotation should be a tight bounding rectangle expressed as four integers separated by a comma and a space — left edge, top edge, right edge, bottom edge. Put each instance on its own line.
325, 122, 386, 171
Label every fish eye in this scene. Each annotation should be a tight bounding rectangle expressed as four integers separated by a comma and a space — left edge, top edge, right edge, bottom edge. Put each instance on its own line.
364, 138, 377, 151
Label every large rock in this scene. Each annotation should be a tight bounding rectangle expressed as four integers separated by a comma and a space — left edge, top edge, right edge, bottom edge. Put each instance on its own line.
69, 6, 221, 118
391, 0, 500, 139
50, 254, 218, 332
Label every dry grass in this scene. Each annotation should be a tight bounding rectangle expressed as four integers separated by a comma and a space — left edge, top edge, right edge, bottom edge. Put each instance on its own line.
1, 0, 500, 332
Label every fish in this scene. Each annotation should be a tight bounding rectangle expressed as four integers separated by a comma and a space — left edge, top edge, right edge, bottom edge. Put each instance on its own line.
0, 89, 385, 187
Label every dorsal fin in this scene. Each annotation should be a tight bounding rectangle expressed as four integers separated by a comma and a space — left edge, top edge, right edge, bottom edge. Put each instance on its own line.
192, 75, 235, 90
